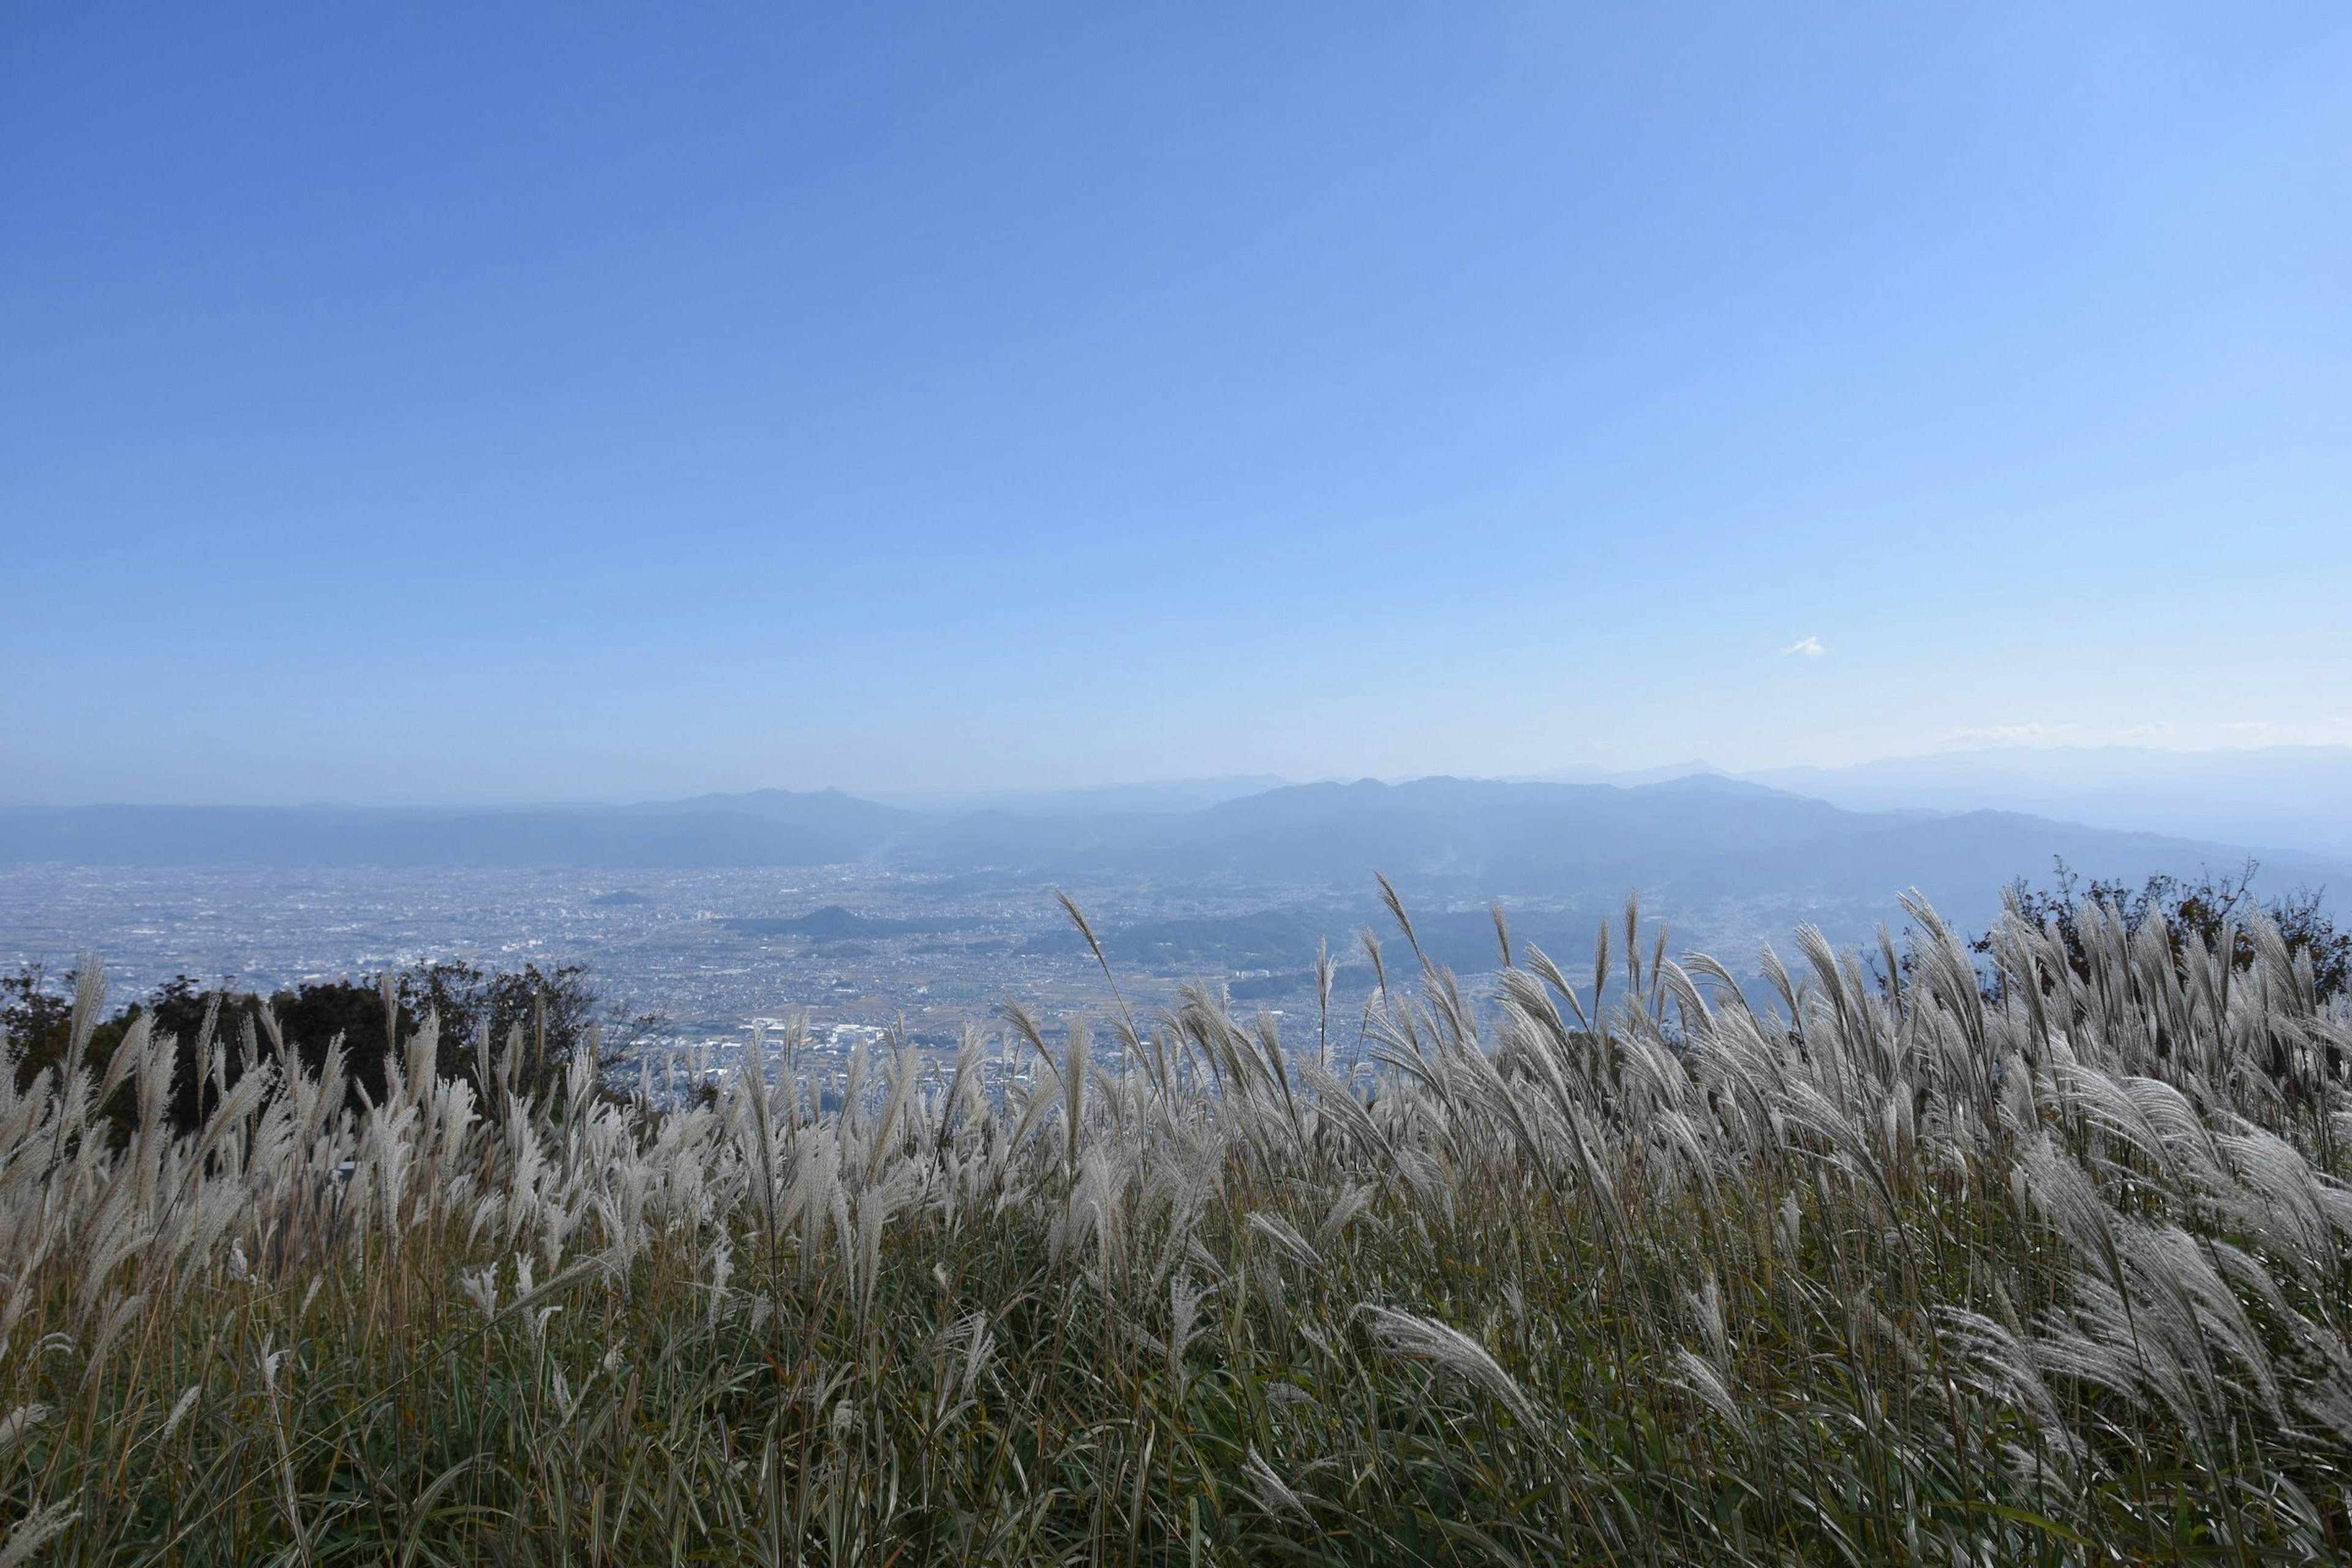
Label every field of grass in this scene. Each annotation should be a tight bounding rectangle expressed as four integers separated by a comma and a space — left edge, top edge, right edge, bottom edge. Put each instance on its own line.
6, 884, 2352, 1564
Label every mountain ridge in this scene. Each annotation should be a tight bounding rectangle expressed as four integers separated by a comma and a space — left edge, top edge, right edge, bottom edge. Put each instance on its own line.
3, 779, 2341, 937
1743, 744, 2352, 857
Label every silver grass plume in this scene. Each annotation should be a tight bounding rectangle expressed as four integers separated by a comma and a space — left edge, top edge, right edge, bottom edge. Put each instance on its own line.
0, 1501, 80, 1568
1357, 1304, 1539, 1427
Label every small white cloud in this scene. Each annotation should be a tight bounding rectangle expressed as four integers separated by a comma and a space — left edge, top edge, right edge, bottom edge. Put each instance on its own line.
1782, 636, 1825, 657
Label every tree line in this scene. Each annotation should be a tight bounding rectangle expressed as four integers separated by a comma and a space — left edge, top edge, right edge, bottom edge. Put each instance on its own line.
1980, 858, 2351, 1003
0, 958, 630, 1134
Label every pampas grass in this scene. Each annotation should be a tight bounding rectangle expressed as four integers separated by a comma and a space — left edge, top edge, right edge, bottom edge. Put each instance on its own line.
4, 886, 2352, 1563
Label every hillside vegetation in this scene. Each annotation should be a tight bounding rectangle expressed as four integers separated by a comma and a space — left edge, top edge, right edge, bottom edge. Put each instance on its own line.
5, 887, 2352, 1564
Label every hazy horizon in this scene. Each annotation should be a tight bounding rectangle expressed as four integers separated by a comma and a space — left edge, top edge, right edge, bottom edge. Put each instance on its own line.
4, 739, 2350, 814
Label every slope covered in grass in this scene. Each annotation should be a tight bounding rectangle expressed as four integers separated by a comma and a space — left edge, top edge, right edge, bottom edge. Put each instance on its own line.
4, 889, 2352, 1564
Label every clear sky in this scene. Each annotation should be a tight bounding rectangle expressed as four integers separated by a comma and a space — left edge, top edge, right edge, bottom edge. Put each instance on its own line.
4, 3, 2347, 804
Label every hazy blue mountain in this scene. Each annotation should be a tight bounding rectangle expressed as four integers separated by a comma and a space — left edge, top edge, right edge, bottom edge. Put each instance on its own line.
1053, 777, 2345, 925
897, 809, 1173, 867
1526, 760, 1729, 786
1747, 746, 2352, 859
5, 778, 2341, 944
0, 788, 918, 867
881, 775, 2350, 937
627, 788, 916, 837
875, 776, 1289, 816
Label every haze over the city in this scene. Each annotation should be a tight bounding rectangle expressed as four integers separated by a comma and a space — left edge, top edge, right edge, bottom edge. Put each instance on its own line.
6, 2, 2348, 806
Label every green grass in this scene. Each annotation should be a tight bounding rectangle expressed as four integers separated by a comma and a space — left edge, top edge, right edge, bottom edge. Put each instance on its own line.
5, 886, 2352, 1564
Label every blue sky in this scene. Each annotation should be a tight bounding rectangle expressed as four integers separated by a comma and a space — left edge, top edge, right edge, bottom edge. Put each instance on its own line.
3, 3, 2347, 804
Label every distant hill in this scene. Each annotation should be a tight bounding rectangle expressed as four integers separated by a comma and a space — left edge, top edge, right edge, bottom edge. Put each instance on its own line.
0, 790, 918, 868
4, 777, 2342, 941
1748, 746, 2352, 859
893, 774, 2346, 931
627, 788, 916, 837
876, 775, 1289, 816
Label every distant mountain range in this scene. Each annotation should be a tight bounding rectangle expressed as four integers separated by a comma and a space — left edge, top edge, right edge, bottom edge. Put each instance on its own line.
868, 775, 1289, 817
5, 769, 2345, 940
0, 791, 914, 869
1739, 745, 2352, 859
